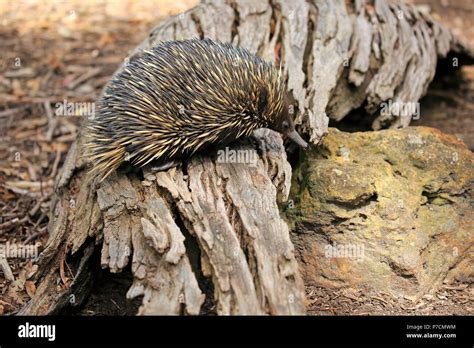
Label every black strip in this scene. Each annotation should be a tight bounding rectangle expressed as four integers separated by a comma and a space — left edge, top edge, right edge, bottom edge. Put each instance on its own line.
0, 315, 472, 346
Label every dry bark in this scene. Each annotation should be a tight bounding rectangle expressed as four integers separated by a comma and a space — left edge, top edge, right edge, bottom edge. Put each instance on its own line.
20, 0, 471, 315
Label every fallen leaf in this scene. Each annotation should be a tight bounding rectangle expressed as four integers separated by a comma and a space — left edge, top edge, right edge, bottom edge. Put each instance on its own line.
25, 280, 36, 298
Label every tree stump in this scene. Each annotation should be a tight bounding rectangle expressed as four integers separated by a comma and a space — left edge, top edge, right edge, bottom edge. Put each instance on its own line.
20, 0, 471, 315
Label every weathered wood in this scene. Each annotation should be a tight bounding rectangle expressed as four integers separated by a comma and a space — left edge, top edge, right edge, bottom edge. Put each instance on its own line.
20, 0, 472, 315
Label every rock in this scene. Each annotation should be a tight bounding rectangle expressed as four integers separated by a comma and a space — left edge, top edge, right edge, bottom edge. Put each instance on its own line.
288, 127, 473, 298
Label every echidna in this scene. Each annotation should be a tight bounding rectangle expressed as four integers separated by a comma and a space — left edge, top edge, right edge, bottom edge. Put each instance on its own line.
86, 38, 308, 180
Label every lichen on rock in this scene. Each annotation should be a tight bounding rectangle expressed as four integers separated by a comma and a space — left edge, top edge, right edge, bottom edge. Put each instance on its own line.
288, 127, 473, 298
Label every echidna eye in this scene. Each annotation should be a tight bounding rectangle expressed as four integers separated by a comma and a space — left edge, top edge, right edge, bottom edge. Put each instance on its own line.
282, 121, 289, 129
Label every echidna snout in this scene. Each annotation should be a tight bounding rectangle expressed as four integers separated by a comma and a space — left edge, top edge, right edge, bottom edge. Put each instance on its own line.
268, 100, 308, 149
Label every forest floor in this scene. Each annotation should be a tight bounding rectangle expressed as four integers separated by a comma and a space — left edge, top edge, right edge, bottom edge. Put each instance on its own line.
0, 0, 198, 315
0, 0, 472, 316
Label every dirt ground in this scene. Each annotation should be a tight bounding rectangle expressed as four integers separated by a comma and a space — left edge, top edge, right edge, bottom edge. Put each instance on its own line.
0, 0, 472, 316
409, 0, 474, 150
0, 0, 198, 315
306, 282, 472, 316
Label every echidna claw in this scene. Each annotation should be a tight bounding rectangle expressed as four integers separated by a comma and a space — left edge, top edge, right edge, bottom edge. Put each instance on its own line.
149, 159, 181, 173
